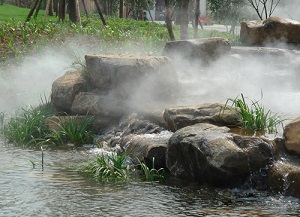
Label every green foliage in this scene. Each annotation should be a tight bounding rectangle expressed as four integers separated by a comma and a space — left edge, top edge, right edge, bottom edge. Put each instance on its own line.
138, 158, 165, 182
0, 3, 47, 22
47, 115, 94, 146
2, 105, 51, 146
224, 93, 284, 134
207, 0, 248, 25
77, 152, 131, 182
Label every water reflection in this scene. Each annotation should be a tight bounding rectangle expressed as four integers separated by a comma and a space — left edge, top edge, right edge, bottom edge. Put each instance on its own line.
1, 141, 300, 216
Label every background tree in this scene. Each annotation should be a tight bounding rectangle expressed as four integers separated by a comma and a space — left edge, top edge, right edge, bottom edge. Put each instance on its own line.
165, 0, 175, 41
246, 0, 280, 20
178, 0, 190, 39
68, 0, 81, 24
208, 0, 247, 34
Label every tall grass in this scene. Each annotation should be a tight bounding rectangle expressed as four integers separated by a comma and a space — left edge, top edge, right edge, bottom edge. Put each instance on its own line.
2, 106, 51, 146
138, 158, 165, 182
47, 114, 94, 145
77, 152, 131, 182
224, 93, 284, 134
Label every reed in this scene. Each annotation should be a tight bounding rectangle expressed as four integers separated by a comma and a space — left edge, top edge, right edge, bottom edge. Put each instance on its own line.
47, 115, 94, 146
224, 93, 284, 134
138, 158, 165, 182
77, 152, 131, 182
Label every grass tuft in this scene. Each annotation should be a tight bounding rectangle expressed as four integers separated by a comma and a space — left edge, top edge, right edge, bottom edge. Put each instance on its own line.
138, 158, 165, 182
77, 152, 131, 182
224, 93, 285, 134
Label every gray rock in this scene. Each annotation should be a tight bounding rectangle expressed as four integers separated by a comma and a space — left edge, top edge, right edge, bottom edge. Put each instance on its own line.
163, 103, 240, 132
166, 123, 274, 187
71, 92, 126, 118
121, 131, 173, 169
163, 37, 231, 65
51, 71, 87, 112
85, 53, 178, 102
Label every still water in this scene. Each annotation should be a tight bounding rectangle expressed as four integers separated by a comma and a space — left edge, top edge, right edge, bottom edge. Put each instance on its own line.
1, 140, 300, 217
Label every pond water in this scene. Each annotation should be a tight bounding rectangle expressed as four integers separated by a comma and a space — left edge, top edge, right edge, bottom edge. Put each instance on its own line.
1, 140, 300, 217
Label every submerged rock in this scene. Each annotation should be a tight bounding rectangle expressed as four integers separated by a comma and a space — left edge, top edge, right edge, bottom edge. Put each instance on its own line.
166, 123, 274, 187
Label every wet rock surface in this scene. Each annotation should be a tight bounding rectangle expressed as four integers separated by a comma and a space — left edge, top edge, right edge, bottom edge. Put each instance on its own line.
166, 123, 274, 187
284, 117, 300, 156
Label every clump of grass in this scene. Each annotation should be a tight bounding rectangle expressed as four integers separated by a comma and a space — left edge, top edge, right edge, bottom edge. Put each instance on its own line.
2, 106, 51, 146
138, 158, 165, 182
46, 114, 94, 146
77, 152, 131, 182
1, 97, 54, 146
224, 93, 284, 134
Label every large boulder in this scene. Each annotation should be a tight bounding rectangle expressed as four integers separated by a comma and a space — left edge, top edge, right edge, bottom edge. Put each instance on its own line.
121, 131, 173, 169
166, 123, 275, 187
162, 37, 231, 65
71, 92, 126, 118
283, 117, 300, 156
268, 161, 300, 198
163, 103, 240, 132
51, 71, 87, 113
240, 17, 300, 47
85, 53, 178, 102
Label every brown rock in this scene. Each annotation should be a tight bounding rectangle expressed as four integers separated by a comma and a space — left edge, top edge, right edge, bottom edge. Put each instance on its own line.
284, 117, 300, 156
121, 132, 173, 169
240, 17, 300, 47
163, 103, 240, 132
51, 71, 87, 113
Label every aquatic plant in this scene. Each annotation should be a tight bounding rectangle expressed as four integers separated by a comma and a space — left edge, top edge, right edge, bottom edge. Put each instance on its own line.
224, 93, 284, 134
1, 97, 53, 146
77, 152, 131, 182
138, 158, 165, 182
46, 114, 94, 146
2, 106, 50, 146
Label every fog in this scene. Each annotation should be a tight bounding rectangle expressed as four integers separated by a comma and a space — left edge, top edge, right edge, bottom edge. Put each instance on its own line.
170, 45, 300, 121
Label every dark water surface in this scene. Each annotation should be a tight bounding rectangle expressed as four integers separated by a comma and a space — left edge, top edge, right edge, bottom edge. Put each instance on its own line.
1, 140, 300, 217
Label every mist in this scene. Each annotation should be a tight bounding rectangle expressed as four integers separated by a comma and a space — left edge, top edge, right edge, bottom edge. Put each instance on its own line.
169, 46, 300, 121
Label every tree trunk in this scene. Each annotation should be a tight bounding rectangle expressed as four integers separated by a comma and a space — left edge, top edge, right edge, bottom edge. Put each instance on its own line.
0, 0, 4, 5
194, 0, 200, 38
82, 0, 89, 17
34, 0, 43, 18
95, 0, 107, 26
25, 0, 39, 22
59, 0, 66, 22
119, 0, 123, 18
180, 0, 189, 40
165, 0, 175, 41
49, 0, 53, 16
68, 0, 81, 24
44, 0, 51, 20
